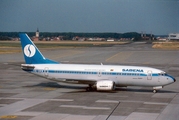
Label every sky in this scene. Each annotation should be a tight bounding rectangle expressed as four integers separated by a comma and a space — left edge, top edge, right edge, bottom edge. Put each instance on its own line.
0, 0, 179, 35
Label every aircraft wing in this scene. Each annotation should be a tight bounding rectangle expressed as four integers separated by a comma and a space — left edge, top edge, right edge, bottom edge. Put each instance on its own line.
60, 78, 111, 85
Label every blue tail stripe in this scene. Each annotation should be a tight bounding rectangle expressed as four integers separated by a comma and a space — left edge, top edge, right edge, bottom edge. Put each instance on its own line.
19, 33, 59, 64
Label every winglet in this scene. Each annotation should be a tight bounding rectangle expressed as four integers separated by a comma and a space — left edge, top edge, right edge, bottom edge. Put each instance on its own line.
19, 33, 59, 64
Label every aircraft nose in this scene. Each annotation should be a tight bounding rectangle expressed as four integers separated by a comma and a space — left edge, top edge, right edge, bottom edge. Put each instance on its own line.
174, 78, 176, 82
167, 74, 176, 83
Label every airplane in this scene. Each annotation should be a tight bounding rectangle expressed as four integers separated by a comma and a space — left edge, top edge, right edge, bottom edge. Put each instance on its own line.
19, 33, 176, 93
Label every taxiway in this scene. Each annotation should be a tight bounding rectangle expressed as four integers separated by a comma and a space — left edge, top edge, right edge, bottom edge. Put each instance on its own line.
0, 43, 179, 120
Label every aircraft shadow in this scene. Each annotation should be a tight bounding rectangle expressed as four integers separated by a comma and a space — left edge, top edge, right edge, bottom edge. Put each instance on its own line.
115, 87, 178, 93
23, 82, 178, 93
24, 82, 87, 90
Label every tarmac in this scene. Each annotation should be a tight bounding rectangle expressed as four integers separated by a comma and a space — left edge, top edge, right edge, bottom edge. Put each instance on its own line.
0, 43, 179, 120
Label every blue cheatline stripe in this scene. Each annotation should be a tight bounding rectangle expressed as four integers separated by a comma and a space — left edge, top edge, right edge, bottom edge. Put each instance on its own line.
140, 74, 147, 76
28, 69, 161, 77
152, 73, 159, 76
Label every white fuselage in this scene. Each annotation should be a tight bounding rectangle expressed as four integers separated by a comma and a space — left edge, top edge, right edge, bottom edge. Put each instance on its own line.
19, 33, 176, 92
22, 63, 175, 87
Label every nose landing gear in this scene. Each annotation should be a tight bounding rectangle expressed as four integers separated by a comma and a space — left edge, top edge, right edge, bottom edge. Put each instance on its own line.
153, 89, 157, 93
153, 86, 162, 93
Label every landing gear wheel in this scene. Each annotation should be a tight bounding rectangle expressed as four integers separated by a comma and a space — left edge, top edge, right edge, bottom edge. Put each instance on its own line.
153, 89, 157, 93
86, 87, 91, 92
86, 84, 95, 92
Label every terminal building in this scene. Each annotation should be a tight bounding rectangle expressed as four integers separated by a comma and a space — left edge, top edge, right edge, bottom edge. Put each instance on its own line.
168, 33, 179, 40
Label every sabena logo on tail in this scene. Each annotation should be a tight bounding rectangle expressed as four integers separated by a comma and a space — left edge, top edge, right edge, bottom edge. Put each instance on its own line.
24, 44, 36, 57
19, 33, 59, 64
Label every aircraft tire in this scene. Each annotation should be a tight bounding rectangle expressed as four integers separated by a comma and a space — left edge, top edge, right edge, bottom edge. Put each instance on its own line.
86, 87, 93, 92
153, 89, 157, 93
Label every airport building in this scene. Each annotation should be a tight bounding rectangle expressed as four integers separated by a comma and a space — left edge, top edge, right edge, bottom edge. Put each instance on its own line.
168, 33, 179, 40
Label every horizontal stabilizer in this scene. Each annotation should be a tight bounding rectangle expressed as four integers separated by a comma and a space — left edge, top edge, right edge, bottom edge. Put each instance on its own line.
21, 64, 35, 71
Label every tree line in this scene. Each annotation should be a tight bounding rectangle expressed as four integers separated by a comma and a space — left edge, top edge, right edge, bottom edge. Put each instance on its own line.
0, 32, 151, 41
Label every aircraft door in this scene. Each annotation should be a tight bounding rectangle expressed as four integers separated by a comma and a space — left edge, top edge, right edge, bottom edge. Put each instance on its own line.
98, 71, 101, 77
147, 70, 152, 80
44, 67, 49, 77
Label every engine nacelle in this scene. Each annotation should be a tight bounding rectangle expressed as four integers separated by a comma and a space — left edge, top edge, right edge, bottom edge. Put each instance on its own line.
96, 81, 115, 91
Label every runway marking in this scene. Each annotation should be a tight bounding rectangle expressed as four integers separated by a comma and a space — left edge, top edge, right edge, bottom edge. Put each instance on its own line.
43, 87, 56, 91
144, 102, 168, 105
49, 50, 84, 60
0, 115, 17, 119
83, 107, 110, 110
50, 99, 74, 102
0, 98, 24, 100
96, 100, 119, 103
0, 97, 74, 102
119, 100, 144, 103
105, 52, 121, 62
105, 51, 133, 62
142, 62, 150, 64
60, 105, 111, 110
60, 105, 85, 108
137, 107, 163, 110
12, 111, 45, 116
7, 60, 15, 63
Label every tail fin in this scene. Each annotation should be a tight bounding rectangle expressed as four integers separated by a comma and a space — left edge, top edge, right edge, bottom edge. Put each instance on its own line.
19, 33, 58, 64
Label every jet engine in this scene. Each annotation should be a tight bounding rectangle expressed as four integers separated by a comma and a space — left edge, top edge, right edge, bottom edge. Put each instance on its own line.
96, 80, 115, 91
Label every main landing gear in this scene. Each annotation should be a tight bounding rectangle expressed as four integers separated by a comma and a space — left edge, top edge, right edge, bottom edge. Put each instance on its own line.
86, 84, 95, 91
153, 89, 157, 93
86, 87, 92, 91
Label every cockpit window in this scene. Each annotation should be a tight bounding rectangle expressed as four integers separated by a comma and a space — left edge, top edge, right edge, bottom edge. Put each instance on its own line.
158, 73, 166, 76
